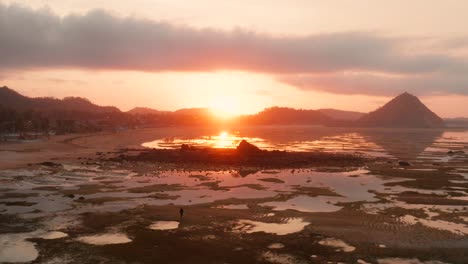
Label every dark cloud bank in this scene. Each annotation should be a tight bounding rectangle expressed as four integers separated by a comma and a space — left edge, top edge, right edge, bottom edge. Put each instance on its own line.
1, 3, 467, 96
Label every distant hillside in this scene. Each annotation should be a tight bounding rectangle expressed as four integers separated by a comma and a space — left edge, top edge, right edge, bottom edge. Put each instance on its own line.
358, 92, 445, 128
242, 107, 330, 125
0, 86, 120, 119
173, 108, 213, 116
2, 87, 455, 129
318, 109, 365, 121
444, 117, 468, 128
127, 107, 169, 115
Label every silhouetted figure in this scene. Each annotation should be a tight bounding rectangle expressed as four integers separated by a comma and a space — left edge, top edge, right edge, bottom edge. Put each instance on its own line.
179, 208, 184, 219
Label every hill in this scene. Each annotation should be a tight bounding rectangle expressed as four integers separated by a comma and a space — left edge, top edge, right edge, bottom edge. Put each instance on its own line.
242, 107, 330, 125
1, 87, 453, 129
0, 86, 128, 134
318, 109, 365, 121
358, 92, 445, 128
0, 86, 120, 118
127, 107, 169, 115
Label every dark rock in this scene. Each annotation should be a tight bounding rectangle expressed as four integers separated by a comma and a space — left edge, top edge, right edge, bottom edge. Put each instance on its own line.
115, 145, 366, 168
238, 169, 259, 177
180, 144, 196, 151
38, 161, 62, 167
448, 150, 464, 155
66, 194, 75, 199
78, 196, 85, 200
399, 161, 411, 167
236, 140, 261, 154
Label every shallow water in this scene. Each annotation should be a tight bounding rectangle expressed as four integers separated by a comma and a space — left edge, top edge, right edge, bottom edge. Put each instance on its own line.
76, 233, 132, 245
141, 127, 468, 161
261, 195, 343, 213
149, 221, 180, 230
233, 218, 310, 235
268, 243, 285, 249
1, 165, 466, 235
38, 231, 69, 240
0, 233, 39, 263
318, 238, 356, 252
216, 204, 249, 210
0, 230, 69, 263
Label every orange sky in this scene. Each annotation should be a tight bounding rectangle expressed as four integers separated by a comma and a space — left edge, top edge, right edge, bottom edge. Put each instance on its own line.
1, 1, 468, 117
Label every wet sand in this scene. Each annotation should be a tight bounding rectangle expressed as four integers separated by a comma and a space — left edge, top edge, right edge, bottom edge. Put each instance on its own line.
0, 129, 175, 170
1, 127, 467, 263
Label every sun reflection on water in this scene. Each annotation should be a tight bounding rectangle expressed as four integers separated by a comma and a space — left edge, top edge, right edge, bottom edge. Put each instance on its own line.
142, 131, 268, 149
141, 128, 467, 160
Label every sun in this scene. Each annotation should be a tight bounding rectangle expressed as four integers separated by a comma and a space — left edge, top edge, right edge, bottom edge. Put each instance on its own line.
210, 95, 238, 118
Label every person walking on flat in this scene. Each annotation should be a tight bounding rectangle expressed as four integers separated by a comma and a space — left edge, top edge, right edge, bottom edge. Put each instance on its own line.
179, 208, 184, 220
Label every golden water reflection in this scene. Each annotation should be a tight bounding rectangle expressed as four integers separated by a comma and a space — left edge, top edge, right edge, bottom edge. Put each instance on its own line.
142, 127, 466, 160
143, 131, 270, 149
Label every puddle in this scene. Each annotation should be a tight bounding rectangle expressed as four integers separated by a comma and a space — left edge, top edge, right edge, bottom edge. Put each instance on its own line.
318, 238, 356, 252
216, 204, 249, 210
261, 195, 343, 213
399, 215, 468, 236
0, 233, 39, 263
268, 243, 285, 249
1, 166, 440, 218
38, 231, 68, 240
149, 221, 180, 230
76, 233, 132, 245
0, 230, 68, 263
233, 218, 309, 235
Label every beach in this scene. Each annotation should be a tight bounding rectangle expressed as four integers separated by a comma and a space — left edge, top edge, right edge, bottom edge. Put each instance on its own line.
0, 127, 467, 263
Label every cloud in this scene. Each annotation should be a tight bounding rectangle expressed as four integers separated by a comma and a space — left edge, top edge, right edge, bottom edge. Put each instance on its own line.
280, 73, 468, 96
1, 3, 467, 73
46, 78, 87, 85
1, 3, 468, 95
251, 89, 272, 96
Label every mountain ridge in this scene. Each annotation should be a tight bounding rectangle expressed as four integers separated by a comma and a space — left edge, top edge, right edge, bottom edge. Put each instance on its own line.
0, 87, 449, 128
0, 86, 120, 116
127, 107, 169, 115
318, 109, 365, 121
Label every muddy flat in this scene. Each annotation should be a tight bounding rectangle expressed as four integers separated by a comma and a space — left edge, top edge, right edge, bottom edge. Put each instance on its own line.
1, 127, 467, 263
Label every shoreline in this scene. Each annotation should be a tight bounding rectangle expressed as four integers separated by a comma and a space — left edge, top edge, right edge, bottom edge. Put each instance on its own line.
3, 125, 464, 170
